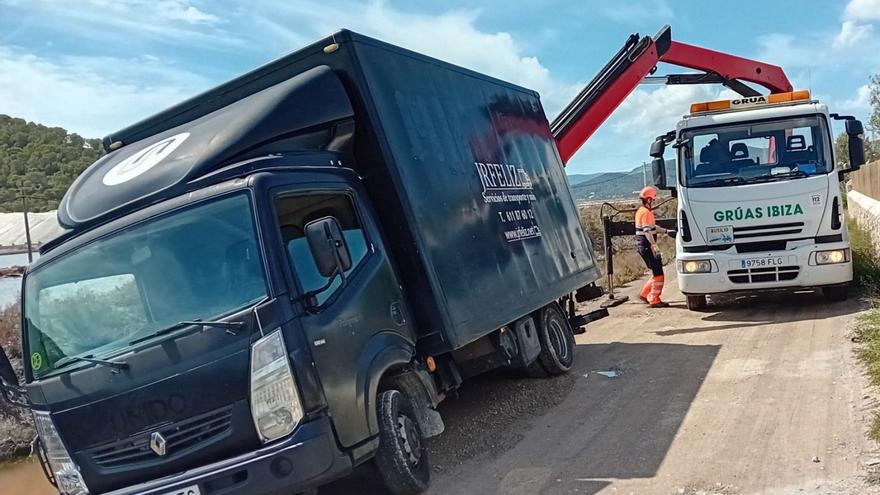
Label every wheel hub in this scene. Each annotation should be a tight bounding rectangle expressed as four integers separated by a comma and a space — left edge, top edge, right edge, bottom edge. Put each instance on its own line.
396, 414, 421, 465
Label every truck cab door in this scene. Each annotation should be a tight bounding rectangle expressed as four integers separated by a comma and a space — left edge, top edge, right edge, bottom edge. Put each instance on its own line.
268, 182, 416, 449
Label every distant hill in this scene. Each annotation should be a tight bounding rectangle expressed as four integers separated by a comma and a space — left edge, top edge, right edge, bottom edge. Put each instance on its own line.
566, 173, 602, 186
568, 160, 676, 202
0, 115, 104, 212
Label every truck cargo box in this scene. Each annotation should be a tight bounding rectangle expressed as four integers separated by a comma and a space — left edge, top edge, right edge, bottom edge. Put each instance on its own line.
97, 31, 600, 353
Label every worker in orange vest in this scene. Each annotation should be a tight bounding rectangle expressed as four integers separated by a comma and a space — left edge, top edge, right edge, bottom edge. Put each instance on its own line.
635, 186, 669, 308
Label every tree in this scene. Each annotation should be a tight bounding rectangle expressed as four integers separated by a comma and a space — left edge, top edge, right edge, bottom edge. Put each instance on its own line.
0, 115, 104, 212
870, 74, 880, 140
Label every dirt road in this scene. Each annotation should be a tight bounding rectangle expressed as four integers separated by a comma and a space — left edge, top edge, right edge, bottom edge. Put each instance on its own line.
326, 277, 880, 494
4, 277, 878, 494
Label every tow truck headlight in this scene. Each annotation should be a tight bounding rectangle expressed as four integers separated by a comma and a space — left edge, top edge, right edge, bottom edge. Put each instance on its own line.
249, 329, 304, 443
32, 410, 89, 495
679, 260, 713, 274
814, 249, 849, 265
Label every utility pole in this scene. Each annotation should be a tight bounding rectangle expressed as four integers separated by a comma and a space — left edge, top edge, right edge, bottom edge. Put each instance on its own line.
20, 188, 33, 263
642, 161, 648, 187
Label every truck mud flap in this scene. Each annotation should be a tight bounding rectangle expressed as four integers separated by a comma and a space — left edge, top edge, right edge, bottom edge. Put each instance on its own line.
569, 308, 609, 335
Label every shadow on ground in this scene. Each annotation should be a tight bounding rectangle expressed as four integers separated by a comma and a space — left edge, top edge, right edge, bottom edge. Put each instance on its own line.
322, 341, 719, 495
654, 289, 866, 337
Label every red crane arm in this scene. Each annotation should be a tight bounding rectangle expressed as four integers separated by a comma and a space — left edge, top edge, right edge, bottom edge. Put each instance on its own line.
662, 41, 792, 95
551, 26, 793, 165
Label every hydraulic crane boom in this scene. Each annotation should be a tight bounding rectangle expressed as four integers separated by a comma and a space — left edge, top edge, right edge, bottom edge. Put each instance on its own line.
551, 25, 792, 164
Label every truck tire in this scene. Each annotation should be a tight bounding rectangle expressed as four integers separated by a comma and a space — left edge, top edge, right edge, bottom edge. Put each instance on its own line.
686, 295, 707, 311
535, 304, 575, 376
823, 285, 849, 302
375, 389, 431, 495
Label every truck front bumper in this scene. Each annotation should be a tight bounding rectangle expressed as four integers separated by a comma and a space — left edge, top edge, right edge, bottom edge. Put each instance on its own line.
677, 241, 852, 295
106, 415, 352, 495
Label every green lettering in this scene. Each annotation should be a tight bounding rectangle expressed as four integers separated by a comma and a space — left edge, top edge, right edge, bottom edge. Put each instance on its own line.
714, 211, 724, 222
794, 204, 803, 215
725, 210, 734, 221
745, 208, 755, 219
755, 207, 763, 218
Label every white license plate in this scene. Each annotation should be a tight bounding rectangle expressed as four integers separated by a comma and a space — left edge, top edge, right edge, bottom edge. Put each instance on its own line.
706, 226, 734, 245
740, 256, 785, 269
161, 486, 201, 495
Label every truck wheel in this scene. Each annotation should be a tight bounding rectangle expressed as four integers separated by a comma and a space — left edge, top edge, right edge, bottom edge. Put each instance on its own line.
375, 389, 431, 495
535, 304, 575, 376
686, 295, 707, 311
823, 285, 849, 302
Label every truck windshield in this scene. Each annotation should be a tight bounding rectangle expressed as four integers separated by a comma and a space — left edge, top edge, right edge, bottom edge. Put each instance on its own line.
23, 194, 268, 378
680, 115, 831, 188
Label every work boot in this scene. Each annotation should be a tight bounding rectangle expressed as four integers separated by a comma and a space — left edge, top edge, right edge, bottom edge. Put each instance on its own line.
649, 301, 669, 308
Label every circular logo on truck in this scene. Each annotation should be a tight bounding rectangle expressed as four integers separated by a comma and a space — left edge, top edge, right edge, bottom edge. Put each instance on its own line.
102, 132, 190, 186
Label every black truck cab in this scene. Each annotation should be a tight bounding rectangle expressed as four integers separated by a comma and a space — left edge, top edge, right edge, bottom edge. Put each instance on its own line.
2, 31, 602, 495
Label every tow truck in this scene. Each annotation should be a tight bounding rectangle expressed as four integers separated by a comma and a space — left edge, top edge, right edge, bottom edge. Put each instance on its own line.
0, 25, 867, 495
550, 26, 866, 311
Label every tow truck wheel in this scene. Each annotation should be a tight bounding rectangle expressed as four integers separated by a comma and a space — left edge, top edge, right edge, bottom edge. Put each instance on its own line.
823, 285, 849, 302
686, 295, 707, 311
535, 304, 575, 376
375, 389, 431, 495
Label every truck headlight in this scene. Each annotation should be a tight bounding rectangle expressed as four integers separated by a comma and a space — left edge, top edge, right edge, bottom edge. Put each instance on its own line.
679, 260, 712, 273
33, 411, 89, 495
814, 249, 849, 265
249, 329, 303, 443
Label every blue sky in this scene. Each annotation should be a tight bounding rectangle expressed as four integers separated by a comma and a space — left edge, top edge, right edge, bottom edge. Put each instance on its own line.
1, 0, 878, 174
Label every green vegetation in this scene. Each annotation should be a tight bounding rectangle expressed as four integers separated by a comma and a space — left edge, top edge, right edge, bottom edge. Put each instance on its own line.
849, 219, 880, 443
0, 115, 104, 213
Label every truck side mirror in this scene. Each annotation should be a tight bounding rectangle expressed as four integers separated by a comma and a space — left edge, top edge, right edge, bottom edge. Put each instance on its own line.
846, 119, 866, 172
652, 157, 667, 189
0, 345, 27, 407
305, 216, 352, 278
649, 139, 665, 158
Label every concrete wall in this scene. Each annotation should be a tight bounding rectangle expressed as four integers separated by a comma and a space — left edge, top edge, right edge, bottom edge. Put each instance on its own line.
851, 160, 880, 201
0, 211, 64, 249
848, 190, 880, 249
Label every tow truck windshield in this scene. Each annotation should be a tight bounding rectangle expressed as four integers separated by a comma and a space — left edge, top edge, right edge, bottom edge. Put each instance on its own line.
680, 115, 832, 188
23, 193, 268, 378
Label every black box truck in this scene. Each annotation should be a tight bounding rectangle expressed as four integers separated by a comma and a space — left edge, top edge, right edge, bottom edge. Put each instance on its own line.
0, 30, 603, 495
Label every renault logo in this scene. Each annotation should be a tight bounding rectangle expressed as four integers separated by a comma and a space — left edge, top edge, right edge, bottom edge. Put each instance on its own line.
150, 431, 167, 456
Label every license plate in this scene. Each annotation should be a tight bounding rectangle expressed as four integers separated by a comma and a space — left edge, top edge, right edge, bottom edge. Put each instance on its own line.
740, 256, 785, 269
706, 226, 734, 245
161, 486, 201, 495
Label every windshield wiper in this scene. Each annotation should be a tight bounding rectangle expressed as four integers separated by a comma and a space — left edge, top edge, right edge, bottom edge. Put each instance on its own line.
55, 354, 128, 372
691, 177, 746, 187
129, 319, 245, 346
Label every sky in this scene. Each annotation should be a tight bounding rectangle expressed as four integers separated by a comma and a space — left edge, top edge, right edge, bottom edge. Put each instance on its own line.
0, 0, 878, 175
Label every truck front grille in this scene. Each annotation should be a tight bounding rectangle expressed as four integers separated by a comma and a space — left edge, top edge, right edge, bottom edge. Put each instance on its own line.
87, 406, 233, 468
728, 265, 800, 284
733, 222, 804, 240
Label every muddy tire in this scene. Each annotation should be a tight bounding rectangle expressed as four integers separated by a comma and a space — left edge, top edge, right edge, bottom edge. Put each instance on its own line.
686, 295, 707, 311
535, 304, 575, 376
823, 285, 849, 302
375, 389, 431, 495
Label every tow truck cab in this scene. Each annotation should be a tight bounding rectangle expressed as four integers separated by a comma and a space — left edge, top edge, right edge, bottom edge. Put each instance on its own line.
650, 90, 867, 310
0, 30, 603, 495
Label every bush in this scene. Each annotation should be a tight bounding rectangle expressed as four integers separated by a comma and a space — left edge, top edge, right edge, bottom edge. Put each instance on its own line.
0, 301, 21, 359
849, 218, 880, 294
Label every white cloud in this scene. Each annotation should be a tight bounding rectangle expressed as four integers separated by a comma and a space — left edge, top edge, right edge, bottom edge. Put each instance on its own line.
155, 1, 219, 25
247, 0, 581, 115
834, 20, 874, 48
843, 0, 880, 22
835, 84, 873, 117
0, 47, 211, 137
1, 0, 233, 47
611, 85, 737, 139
